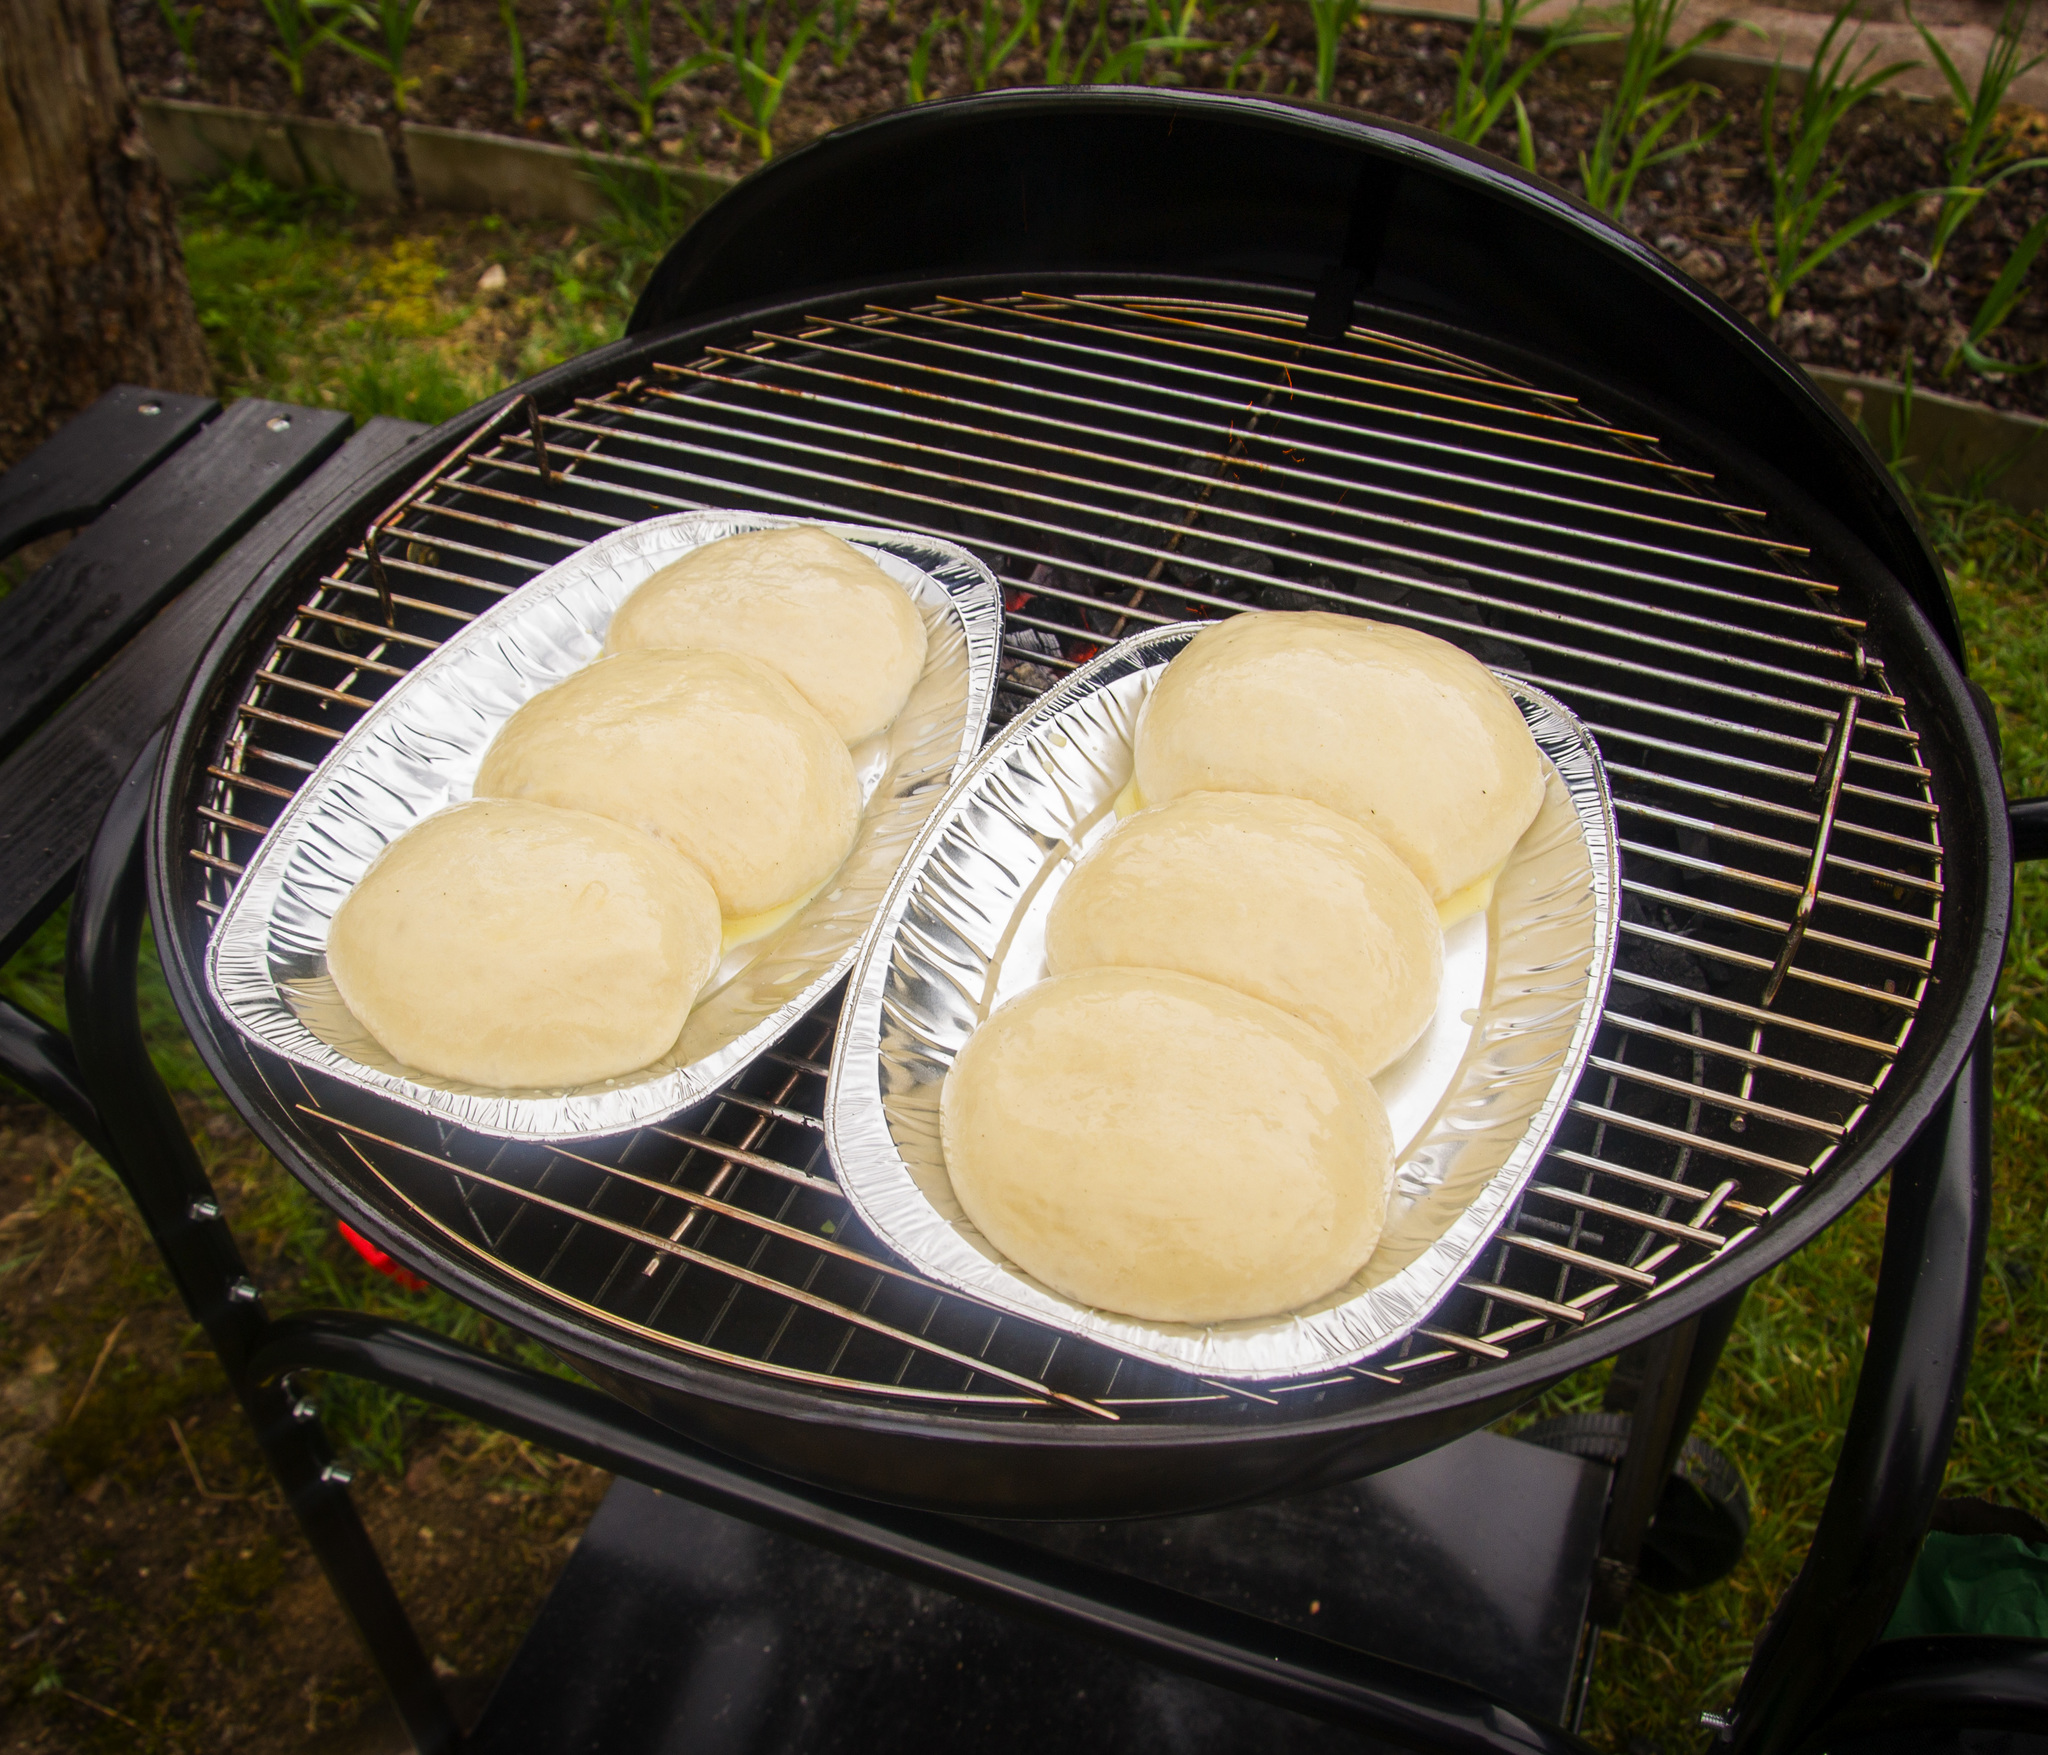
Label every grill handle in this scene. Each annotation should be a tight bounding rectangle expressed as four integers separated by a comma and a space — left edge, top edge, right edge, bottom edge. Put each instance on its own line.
2009, 797, 2048, 864
1719, 1020, 1991, 1754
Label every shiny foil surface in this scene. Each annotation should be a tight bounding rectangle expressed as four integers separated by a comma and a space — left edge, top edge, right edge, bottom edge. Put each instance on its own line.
208, 512, 1002, 1141
826, 624, 1620, 1380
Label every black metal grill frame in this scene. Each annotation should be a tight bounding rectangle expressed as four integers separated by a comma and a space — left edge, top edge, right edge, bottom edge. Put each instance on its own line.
144, 94, 2007, 1518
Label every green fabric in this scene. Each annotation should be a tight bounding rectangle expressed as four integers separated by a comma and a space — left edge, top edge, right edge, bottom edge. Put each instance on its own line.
1882, 1530, 2048, 1641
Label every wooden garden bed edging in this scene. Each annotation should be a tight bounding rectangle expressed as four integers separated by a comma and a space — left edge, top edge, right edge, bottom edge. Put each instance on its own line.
137, 98, 734, 223
139, 96, 399, 205
401, 124, 732, 224
1809, 368, 2048, 515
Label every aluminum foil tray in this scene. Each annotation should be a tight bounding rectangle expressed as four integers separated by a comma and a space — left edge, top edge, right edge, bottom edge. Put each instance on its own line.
826, 623, 1619, 1380
208, 511, 1002, 1141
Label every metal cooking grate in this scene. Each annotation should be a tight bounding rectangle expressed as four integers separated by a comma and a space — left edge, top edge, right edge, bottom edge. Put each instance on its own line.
185, 291, 1942, 1423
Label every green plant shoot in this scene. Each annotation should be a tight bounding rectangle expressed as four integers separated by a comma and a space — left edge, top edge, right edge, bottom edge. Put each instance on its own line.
1088, 33, 1209, 81
1222, 21, 1277, 90
1440, 0, 1611, 172
816, 0, 865, 67
1950, 209, 2048, 376
1136, 0, 1219, 73
1886, 350, 1917, 483
1039, 0, 1089, 81
329, 0, 433, 116
499, 0, 529, 121
681, 0, 819, 159
1044, 0, 1111, 81
156, 0, 204, 62
907, 9, 952, 96
1910, 0, 2048, 273
1578, 0, 1746, 222
256, 0, 339, 102
961, 0, 1042, 90
1749, 0, 1926, 321
1306, 0, 1361, 102
607, 0, 712, 137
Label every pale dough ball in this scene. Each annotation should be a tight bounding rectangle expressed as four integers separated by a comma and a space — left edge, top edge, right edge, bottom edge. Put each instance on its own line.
1044, 792, 1443, 1078
940, 967, 1393, 1324
1133, 611, 1546, 908
474, 649, 861, 917
327, 799, 721, 1089
604, 525, 930, 744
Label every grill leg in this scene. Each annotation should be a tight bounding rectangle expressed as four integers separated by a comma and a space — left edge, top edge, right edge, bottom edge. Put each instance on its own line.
50, 735, 462, 1755
1650, 1287, 1747, 1481
1579, 1281, 1750, 1623
1586, 1319, 1696, 1624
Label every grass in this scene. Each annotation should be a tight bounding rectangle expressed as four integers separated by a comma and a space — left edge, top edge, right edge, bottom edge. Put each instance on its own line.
175, 166, 649, 430
5, 169, 2047, 1748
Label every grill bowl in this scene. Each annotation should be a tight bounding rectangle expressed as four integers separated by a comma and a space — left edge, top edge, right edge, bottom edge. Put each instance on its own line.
147, 92, 2007, 1519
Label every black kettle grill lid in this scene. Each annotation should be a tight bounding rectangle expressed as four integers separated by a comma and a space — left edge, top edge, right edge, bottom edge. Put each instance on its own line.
628, 86, 1956, 657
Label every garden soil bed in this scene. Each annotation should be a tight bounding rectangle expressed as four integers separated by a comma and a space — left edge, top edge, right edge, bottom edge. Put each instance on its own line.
115, 0, 2047, 415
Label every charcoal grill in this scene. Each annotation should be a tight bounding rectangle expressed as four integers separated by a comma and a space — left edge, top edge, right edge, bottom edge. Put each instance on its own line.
16, 87, 2019, 1755
145, 90, 2000, 1523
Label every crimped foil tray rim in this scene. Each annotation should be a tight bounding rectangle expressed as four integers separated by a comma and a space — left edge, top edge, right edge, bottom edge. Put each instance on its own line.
205, 510, 1002, 1142
825, 621, 1621, 1381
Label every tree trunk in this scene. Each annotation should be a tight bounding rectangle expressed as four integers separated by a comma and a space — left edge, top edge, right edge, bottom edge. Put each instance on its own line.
0, 0, 212, 470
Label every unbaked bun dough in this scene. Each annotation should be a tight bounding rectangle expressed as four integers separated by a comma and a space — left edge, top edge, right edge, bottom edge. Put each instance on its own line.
1133, 611, 1546, 913
1044, 792, 1443, 1078
604, 525, 929, 744
474, 649, 861, 917
327, 799, 721, 1089
940, 967, 1393, 1324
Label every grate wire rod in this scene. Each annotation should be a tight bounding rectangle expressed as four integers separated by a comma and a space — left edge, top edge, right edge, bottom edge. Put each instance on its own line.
440, 447, 1890, 803
1583, 1056, 1848, 1134
1063, 293, 1590, 404
576, 395, 1880, 705
1619, 923, 1920, 1011
536, 416, 1897, 728
327, 1131, 1055, 1408
790, 308, 1777, 521
654, 351, 1845, 609
307, 1108, 1118, 1419
928, 295, 1686, 457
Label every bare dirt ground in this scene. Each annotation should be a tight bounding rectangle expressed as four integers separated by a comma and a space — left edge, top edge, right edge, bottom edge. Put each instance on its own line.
113, 0, 2048, 413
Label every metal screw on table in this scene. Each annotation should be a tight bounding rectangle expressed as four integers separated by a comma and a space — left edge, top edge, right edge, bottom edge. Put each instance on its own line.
137, 401, 161, 415
266, 416, 292, 432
